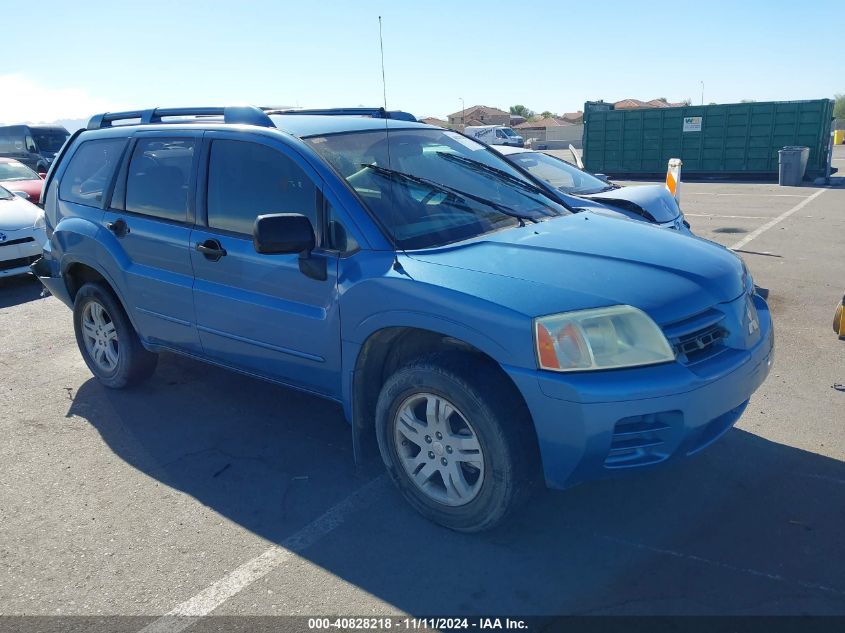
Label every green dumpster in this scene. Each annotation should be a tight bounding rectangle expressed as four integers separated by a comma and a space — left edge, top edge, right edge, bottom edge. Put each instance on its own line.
583, 99, 834, 179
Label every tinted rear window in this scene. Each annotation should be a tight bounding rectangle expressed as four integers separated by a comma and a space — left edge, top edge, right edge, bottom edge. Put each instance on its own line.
59, 139, 127, 207
125, 139, 195, 222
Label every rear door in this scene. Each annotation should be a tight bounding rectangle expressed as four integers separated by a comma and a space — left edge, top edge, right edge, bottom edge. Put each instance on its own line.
190, 132, 341, 397
102, 130, 202, 352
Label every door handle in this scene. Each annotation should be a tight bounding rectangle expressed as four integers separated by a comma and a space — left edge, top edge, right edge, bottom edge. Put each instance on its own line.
106, 218, 129, 237
196, 238, 227, 261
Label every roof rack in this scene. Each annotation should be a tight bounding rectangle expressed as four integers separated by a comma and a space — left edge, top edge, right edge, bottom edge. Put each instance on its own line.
264, 107, 417, 122
86, 106, 274, 130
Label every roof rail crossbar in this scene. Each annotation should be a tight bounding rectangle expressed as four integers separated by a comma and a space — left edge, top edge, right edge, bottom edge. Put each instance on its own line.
264, 107, 417, 122
87, 106, 274, 130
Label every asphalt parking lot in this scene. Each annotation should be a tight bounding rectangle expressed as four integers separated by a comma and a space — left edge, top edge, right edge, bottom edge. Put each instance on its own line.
2, 147, 844, 624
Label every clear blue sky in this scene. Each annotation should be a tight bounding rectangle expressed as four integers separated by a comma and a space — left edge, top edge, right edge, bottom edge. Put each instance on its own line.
2, 0, 840, 124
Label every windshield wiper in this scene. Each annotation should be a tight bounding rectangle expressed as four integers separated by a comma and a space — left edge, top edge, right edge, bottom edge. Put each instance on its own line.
362, 163, 537, 226
581, 196, 658, 223
435, 151, 550, 197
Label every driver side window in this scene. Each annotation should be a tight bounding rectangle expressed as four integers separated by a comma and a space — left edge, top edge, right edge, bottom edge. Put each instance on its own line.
207, 140, 317, 236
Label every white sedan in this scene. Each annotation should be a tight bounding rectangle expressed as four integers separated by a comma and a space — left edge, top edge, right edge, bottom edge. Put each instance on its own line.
0, 184, 47, 278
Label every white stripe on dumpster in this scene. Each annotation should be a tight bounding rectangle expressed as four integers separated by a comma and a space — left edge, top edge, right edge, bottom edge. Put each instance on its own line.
137, 475, 390, 633
730, 189, 826, 251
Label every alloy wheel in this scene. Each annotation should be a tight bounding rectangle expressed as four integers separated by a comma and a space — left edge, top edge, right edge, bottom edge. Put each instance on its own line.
393, 392, 485, 506
81, 301, 119, 372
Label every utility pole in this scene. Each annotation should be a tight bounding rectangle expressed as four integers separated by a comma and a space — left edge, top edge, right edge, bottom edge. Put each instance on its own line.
459, 97, 465, 126
700, 81, 704, 106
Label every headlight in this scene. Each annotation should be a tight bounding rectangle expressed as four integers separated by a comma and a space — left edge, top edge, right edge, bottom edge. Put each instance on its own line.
534, 305, 675, 372
33, 210, 46, 229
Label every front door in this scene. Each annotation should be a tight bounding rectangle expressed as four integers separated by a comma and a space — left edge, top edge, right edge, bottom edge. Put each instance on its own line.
190, 134, 341, 398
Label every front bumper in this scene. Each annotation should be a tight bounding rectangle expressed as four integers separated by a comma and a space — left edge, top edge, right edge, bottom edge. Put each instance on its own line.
505, 294, 773, 489
0, 227, 44, 278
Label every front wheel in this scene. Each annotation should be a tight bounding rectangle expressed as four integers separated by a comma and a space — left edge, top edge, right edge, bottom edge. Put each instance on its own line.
73, 282, 157, 388
375, 352, 537, 532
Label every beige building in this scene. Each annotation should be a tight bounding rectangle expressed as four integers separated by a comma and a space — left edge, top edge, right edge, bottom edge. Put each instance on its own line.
447, 105, 510, 127
560, 110, 584, 124
515, 117, 582, 145
419, 117, 451, 128
613, 98, 686, 110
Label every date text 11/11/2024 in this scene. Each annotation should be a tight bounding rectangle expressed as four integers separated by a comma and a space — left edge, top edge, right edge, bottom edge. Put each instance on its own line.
307, 617, 529, 630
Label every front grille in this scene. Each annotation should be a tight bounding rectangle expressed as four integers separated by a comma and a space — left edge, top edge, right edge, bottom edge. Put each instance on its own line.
662, 308, 728, 363
0, 236, 35, 248
0, 255, 38, 271
604, 412, 680, 468
675, 324, 728, 359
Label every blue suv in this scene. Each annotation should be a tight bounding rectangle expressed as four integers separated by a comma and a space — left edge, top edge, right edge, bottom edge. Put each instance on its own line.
34, 106, 773, 532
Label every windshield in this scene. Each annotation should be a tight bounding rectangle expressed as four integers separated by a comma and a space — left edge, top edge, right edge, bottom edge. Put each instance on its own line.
502, 128, 518, 137
32, 131, 68, 153
305, 129, 569, 249
506, 151, 612, 195
0, 161, 39, 181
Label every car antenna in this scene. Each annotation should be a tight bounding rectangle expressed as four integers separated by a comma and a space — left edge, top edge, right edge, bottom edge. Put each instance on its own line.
378, 15, 407, 276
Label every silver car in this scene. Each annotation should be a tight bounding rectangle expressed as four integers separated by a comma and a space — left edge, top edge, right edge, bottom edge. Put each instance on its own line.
493, 145, 691, 234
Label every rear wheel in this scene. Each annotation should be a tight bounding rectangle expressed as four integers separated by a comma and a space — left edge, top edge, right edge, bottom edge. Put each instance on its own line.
376, 352, 537, 532
73, 282, 157, 388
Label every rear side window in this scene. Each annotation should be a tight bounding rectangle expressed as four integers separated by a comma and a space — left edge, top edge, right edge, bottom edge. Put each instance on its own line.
125, 138, 195, 222
59, 139, 126, 207
207, 140, 317, 235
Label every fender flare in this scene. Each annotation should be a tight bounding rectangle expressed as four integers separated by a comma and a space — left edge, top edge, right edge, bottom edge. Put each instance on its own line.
345, 310, 519, 464
53, 219, 139, 332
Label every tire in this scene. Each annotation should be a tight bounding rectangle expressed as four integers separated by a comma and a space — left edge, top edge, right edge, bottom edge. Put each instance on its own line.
375, 352, 538, 532
72, 282, 157, 388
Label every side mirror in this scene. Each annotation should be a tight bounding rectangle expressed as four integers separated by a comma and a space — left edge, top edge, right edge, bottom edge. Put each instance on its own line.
253, 213, 315, 255
594, 173, 611, 183
12, 191, 30, 200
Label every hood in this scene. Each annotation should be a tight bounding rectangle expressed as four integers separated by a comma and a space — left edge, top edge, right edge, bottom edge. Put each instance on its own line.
578, 184, 680, 223
403, 213, 744, 325
0, 195, 41, 230
0, 179, 43, 201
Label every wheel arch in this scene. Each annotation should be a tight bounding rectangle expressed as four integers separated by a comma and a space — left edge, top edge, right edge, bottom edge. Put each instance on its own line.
349, 325, 537, 465
62, 258, 140, 333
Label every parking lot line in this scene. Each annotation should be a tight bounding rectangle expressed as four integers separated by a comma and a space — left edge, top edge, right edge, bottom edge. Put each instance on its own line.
137, 475, 390, 633
730, 188, 827, 251
600, 535, 845, 597
685, 192, 811, 198
686, 213, 770, 219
